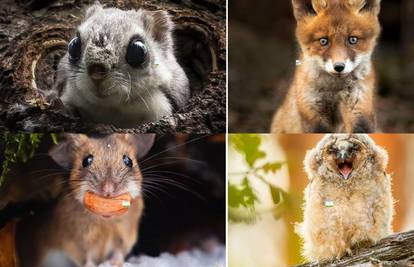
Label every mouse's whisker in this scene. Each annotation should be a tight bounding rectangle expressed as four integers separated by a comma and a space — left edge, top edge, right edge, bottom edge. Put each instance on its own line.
140, 158, 207, 173
141, 182, 175, 200
140, 160, 186, 171
146, 156, 207, 165
143, 175, 206, 202
142, 170, 201, 184
141, 187, 165, 203
27, 168, 69, 175
139, 135, 211, 165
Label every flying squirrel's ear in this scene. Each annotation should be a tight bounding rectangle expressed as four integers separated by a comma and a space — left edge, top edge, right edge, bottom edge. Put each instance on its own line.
292, 0, 327, 20
48, 134, 88, 170
85, 1, 103, 19
140, 9, 174, 49
348, 0, 381, 15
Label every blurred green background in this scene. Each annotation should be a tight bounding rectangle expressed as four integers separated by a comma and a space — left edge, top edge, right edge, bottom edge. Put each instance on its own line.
229, 0, 414, 132
228, 134, 414, 266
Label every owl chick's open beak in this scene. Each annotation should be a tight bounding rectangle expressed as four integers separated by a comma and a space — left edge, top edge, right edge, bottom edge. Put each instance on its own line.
336, 150, 353, 180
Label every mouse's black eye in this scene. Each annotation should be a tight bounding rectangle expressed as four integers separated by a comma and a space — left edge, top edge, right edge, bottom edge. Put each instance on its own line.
68, 34, 82, 63
82, 154, 93, 168
126, 38, 148, 68
123, 155, 133, 168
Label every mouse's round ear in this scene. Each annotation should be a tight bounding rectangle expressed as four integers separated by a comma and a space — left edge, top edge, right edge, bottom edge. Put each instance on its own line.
48, 134, 87, 170
85, 1, 103, 20
140, 9, 174, 49
125, 134, 156, 159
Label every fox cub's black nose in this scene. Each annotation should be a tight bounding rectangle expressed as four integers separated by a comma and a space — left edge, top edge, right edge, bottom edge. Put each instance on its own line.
333, 63, 346, 73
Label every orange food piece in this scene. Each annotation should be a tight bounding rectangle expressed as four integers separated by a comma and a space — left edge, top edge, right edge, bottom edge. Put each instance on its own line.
84, 191, 132, 217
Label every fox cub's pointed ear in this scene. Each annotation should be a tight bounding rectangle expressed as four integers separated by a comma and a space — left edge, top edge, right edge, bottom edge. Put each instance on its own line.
348, 0, 381, 15
292, 0, 327, 20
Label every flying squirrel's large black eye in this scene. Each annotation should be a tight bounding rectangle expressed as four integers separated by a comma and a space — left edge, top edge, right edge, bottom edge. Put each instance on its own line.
68, 33, 82, 64
82, 154, 93, 168
126, 38, 148, 68
123, 155, 133, 168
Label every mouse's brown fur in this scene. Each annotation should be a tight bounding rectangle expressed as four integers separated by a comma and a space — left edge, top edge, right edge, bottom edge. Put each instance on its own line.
15, 134, 155, 267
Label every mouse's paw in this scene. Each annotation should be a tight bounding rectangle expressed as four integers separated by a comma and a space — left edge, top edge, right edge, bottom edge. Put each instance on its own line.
84, 260, 97, 267
109, 250, 124, 267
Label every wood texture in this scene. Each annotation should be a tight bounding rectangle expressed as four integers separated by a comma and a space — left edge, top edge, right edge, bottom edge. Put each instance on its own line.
295, 230, 414, 267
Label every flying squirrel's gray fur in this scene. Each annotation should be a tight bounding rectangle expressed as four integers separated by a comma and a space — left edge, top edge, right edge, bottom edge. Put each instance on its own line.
54, 2, 190, 128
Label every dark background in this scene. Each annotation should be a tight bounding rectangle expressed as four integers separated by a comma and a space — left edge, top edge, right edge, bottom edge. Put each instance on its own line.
229, 0, 414, 133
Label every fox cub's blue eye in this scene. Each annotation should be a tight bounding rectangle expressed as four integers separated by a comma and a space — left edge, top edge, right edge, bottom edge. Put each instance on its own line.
68, 34, 81, 63
82, 154, 93, 168
349, 36, 358, 45
319, 37, 329, 46
126, 38, 148, 68
123, 155, 133, 168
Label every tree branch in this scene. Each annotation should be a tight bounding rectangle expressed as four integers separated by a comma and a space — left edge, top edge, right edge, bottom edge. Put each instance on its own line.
295, 230, 414, 267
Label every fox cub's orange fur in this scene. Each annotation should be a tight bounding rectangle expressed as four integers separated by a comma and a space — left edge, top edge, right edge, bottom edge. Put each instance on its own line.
271, 0, 381, 133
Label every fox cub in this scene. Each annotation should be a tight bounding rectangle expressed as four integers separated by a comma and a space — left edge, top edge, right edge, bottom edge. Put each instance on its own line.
271, 0, 381, 133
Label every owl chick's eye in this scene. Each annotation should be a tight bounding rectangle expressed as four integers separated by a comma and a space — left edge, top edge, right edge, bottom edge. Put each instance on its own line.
351, 144, 360, 152
328, 148, 337, 154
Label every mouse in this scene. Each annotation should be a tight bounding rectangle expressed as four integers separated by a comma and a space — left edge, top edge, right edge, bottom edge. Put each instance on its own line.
15, 134, 155, 267
53, 2, 190, 128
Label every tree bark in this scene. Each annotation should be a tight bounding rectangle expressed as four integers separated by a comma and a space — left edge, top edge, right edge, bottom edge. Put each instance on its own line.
0, 0, 226, 133
295, 230, 414, 267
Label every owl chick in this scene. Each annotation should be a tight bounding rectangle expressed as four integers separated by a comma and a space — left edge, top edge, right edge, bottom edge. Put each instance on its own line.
296, 134, 394, 262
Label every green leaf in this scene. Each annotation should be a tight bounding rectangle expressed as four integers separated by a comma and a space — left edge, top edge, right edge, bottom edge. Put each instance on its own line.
228, 183, 241, 208
269, 184, 284, 205
50, 133, 59, 145
228, 206, 258, 224
260, 162, 284, 174
268, 184, 290, 220
228, 177, 258, 209
0, 133, 44, 186
230, 134, 266, 167
240, 177, 258, 207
